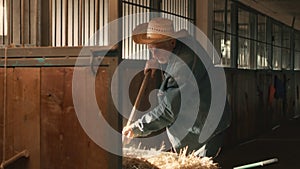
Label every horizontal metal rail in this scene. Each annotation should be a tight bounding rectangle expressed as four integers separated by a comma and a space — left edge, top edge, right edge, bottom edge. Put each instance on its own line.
0, 45, 118, 67
0, 150, 30, 169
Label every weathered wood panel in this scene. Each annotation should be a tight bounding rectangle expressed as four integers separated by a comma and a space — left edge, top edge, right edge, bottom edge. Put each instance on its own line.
224, 70, 296, 145
7, 68, 40, 169
0, 69, 3, 162
3, 68, 15, 165
40, 67, 121, 169
41, 67, 87, 169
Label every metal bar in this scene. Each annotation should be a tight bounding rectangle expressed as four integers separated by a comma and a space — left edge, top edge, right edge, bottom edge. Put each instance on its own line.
2, 0, 5, 44
72, 0, 74, 46
0, 150, 29, 169
93, 0, 96, 45
54, 0, 57, 46
0, 55, 116, 67
233, 158, 278, 169
0, 46, 118, 67
49, 0, 52, 46
60, 0, 63, 46
7, 0, 10, 45
79, 0, 82, 46
87, 0, 90, 46
65, 0, 68, 46
21, 0, 24, 45
99, 0, 103, 45
28, 0, 31, 44
95, 0, 99, 45
0, 45, 117, 57
82, 0, 86, 45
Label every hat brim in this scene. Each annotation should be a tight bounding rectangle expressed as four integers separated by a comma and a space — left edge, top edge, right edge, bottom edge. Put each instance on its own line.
132, 23, 188, 44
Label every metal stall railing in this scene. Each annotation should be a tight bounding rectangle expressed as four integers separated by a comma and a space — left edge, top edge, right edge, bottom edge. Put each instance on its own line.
0, 0, 39, 47
0, 0, 110, 47
122, 0, 195, 60
51, 0, 109, 47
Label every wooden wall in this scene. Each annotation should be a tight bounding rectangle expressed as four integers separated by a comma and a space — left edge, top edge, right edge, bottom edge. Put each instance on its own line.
0, 64, 121, 169
224, 69, 297, 146
0, 55, 299, 168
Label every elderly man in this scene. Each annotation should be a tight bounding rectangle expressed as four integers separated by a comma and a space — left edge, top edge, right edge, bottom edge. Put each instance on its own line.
122, 17, 231, 157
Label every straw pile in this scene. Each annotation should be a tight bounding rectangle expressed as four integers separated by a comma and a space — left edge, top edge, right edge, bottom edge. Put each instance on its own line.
123, 147, 219, 169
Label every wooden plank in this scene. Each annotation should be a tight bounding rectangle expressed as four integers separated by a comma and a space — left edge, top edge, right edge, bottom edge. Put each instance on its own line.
60, 67, 87, 169
4, 68, 15, 164
12, 68, 40, 169
0, 69, 3, 161
41, 67, 89, 169
40, 67, 65, 169
84, 67, 110, 169
284, 72, 295, 119
223, 69, 237, 146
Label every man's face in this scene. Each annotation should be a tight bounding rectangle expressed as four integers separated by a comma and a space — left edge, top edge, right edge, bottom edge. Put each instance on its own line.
148, 39, 176, 64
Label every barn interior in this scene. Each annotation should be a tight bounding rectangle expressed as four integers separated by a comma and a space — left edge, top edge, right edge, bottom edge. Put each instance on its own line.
0, 0, 300, 168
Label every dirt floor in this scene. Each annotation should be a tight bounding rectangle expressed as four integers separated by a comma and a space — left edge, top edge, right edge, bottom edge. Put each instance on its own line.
215, 117, 300, 169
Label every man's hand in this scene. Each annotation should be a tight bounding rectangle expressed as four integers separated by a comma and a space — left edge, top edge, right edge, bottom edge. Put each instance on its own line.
144, 58, 159, 78
122, 125, 134, 145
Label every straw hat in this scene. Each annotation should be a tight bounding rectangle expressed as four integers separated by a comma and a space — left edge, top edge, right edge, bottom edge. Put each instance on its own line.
132, 18, 188, 44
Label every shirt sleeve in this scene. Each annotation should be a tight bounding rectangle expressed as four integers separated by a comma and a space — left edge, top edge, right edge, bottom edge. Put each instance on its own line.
131, 75, 181, 137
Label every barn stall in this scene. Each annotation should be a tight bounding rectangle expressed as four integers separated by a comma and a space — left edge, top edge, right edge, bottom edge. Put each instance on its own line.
0, 0, 300, 168
0, 46, 122, 169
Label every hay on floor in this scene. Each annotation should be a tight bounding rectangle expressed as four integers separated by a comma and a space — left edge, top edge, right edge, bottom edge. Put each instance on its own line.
122, 147, 219, 169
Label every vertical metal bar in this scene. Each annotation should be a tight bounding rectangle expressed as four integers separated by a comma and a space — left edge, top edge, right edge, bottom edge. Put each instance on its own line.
267, 19, 273, 69
7, 0, 10, 45
181, 0, 183, 29
93, 0, 96, 45
21, 0, 24, 45
224, 0, 228, 42
48, 0, 52, 46
129, 1, 132, 59
126, 2, 129, 59
87, 0, 90, 46
124, 2, 127, 59
133, 0, 136, 59
104, 0, 108, 44
1, 0, 4, 44
60, 0, 63, 46
79, 0, 82, 45
72, 0, 74, 46
28, 0, 31, 44
8, 0, 12, 45
99, 0, 103, 45
95, 0, 99, 45
291, 29, 295, 70
65, 0, 68, 46
83, 0, 86, 45
54, 0, 57, 46
230, 2, 238, 68
250, 13, 257, 69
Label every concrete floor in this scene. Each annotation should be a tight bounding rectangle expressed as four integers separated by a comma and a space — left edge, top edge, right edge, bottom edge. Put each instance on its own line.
215, 118, 300, 169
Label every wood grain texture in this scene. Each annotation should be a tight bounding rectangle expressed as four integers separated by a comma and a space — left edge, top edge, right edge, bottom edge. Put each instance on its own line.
11, 68, 40, 169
